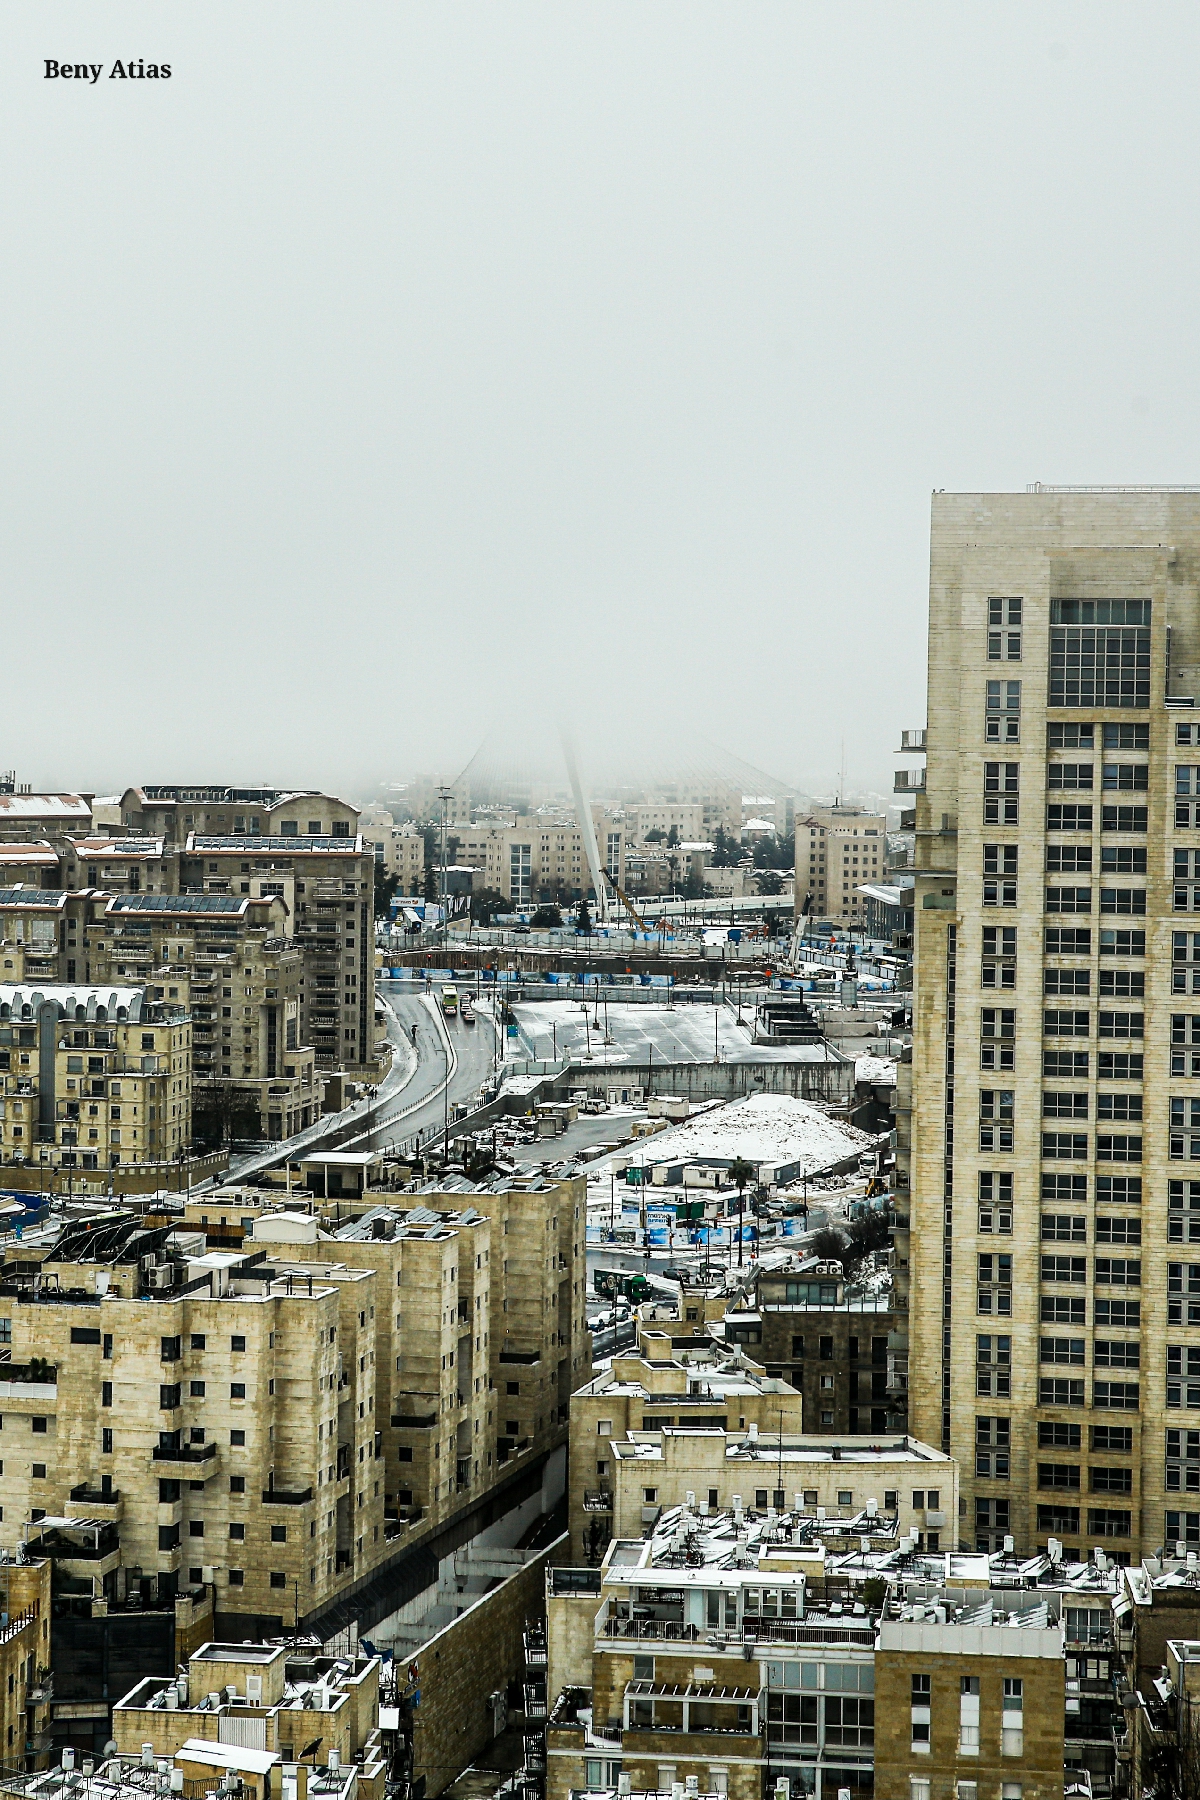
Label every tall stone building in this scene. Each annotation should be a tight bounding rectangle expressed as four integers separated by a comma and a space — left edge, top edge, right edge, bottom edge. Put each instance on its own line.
905, 486, 1200, 1563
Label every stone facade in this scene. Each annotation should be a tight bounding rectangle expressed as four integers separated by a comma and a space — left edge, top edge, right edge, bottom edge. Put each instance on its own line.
907, 490, 1200, 1559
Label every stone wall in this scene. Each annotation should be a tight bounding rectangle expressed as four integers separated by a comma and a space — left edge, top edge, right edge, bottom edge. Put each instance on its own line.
411, 1534, 566, 1799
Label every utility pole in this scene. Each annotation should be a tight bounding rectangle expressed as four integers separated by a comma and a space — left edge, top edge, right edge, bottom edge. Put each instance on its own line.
437, 786, 453, 947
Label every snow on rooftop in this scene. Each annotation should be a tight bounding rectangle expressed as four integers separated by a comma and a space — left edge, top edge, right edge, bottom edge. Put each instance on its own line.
619, 1091, 873, 1173
0, 794, 90, 819
855, 1055, 898, 1086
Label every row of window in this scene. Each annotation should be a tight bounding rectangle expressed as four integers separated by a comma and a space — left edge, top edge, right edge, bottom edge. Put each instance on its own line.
975, 1416, 1135, 1477
1040, 1091, 1143, 1119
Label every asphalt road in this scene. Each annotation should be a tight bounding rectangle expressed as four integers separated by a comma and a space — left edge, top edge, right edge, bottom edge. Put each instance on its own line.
226, 981, 502, 1180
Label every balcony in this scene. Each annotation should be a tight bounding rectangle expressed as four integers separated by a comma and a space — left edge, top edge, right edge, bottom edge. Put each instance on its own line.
894, 770, 926, 793
583, 1491, 613, 1513
152, 1441, 217, 1467
898, 729, 927, 752
262, 1486, 313, 1505
69, 1484, 122, 1521
623, 1681, 761, 1737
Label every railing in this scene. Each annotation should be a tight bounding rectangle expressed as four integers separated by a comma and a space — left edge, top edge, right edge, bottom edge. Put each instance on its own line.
152, 1442, 217, 1464
0, 1605, 38, 1648
262, 1486, 313, 1505
583, 1492, 613, 1512
603, 1619, 698, 1642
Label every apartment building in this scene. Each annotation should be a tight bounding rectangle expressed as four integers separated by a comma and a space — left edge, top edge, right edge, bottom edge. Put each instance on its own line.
567, 1338, 803, 1563
249, 1170, 590, 1536
365, 823, 425, 895
88, 893, 318, 1141
0, 982, 191, 1174
0, 1219, 388, 1639
546, 1504, 881, 1800
0, 846, 63, 890
114, 787, 360, 844
620, 806, 704, 847
590, 1426, 957, 1561
906, 488, 1200, 1564
60, 837, 179, 895
454, 820, 623, 907
795, 811, 887, 926
112, 1639, 386, 1796
0, 795, 91, 842
178, 834, 381, 1079
253, 1207, 494, 1537
0, 1555, 52, 1771
725, 1255, 904, 1436
873, 1594, 1065, 1800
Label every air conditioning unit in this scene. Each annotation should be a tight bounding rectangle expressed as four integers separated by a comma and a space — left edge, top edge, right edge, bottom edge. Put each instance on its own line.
148, 1265, 176, 1290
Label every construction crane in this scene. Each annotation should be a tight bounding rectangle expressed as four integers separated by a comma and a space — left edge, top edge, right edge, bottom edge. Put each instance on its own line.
602, 869, 647, 931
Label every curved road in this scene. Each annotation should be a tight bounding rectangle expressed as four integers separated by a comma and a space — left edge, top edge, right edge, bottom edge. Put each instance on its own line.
225, 981, 502, 1182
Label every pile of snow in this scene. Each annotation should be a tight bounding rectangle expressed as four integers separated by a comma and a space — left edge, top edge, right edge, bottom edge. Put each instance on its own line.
855, 1054, 898, 1086
618, 1091, 875, 1176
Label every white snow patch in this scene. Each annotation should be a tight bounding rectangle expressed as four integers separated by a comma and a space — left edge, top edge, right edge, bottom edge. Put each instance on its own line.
855, 1055, 898, 1086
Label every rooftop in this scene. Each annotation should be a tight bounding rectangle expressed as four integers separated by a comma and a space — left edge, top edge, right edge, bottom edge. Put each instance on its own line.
0, 984, 151, 1021
187, 834, 364, 855
0, 795, 90, 820
105, 893, 247, 916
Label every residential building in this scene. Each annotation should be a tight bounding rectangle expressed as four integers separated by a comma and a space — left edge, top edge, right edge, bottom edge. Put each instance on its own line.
0, 796, 91, 842
87, 892, 318, 1141
365, 823, 425, 895
546, 1503, 881, 1800
0, 982, 191, 1175
114, 787, 360, 844
60, 837, 179, 896
453, 819, 624, 907
0, 846, 64, 890
248, 1170, 589, 1536
0, 1221, 388, 1637
111, 1639, 386, 1797
873, 1591, 1065, 1800
621, 806, 704, 847
795, 811, 887, 926
593, 1427, 957, 1562
179, 834, 381, 1078
723, 1255, 905, 1437
567, 1335, 804, 1563
0, 1554, 52, 1771
905, 489, 1200, 1562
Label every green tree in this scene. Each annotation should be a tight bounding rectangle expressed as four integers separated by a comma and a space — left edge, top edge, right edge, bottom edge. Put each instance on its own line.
666, 824, 680, 847
728, 1157, 755, 1268
710, 827, 736, 868
374, 866, 400, 918
644, 827, 666, 843
808, 1226, 847, 1265
575, 895, 592, 934
422, 862, 439, 902
470, 886, 506, 925
531, 904, 563, 927
754, 869, 784, 896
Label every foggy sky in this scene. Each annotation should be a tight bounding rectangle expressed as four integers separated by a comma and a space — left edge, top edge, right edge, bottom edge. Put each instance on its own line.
5, 4, 1200, 803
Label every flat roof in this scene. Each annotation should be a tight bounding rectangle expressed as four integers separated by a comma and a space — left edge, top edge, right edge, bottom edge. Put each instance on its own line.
301, 1151, 379, 1168
177, 1741, 278, 1775
187, 834, 363, 854
107, 893, 247, 915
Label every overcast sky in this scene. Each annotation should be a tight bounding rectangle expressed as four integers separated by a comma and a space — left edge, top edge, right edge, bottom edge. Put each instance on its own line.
5, 4, 1200, 802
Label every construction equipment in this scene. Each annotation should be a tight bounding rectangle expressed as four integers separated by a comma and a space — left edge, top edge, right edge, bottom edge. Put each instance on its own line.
602, 869, 647, 931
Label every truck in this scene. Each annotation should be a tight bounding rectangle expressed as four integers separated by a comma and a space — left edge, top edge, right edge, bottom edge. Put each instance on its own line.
593, 1269, 651, 1305
440, 985, 459, 1017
